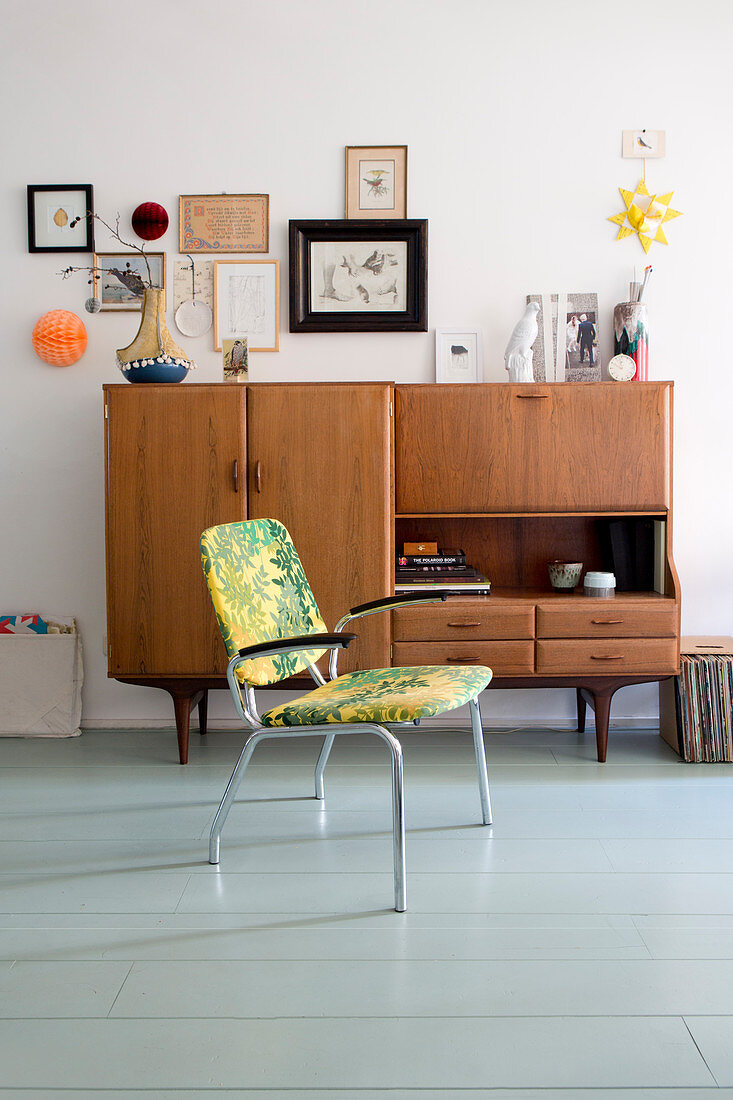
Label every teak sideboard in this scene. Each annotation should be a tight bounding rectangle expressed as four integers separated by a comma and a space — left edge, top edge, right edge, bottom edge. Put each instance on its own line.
103, 381, 680, 763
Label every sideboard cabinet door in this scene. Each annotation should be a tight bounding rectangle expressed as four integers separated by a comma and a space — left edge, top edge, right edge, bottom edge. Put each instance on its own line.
247, 383, 392, 674
395, 383, 672, 513
105, 385, 246, 676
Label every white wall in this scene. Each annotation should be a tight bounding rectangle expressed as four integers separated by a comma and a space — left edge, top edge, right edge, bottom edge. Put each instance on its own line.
2, 0, 731, 727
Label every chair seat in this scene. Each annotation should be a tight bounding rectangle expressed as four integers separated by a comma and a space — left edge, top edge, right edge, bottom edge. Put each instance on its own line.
261, 665, 493, 727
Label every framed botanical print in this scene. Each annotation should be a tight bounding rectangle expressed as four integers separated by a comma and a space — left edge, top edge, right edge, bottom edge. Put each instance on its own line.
213, 259, 280, 351
345, 146, 407, 218
27, 184, 94, 253
289, 219, 427, 332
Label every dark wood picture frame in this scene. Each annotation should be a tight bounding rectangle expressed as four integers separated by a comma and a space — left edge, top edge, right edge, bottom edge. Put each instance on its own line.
27, 184, 94, 253
289, 219, 427, 332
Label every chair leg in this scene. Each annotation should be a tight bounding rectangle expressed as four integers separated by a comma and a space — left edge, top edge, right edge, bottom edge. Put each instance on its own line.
314, 733, 336, 799
209, 730, 265, 864
469, 696, 492, 825
376, 726, 406, 912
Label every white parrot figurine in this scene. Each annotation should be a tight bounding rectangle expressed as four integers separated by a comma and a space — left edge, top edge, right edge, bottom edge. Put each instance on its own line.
504, 301, 541, 382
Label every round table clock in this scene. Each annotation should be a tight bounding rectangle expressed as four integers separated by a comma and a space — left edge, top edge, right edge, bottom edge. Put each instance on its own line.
608, 354, 637, 381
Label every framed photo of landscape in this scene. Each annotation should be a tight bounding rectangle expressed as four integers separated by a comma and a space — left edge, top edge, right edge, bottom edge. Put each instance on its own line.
289, 219, 427, 332
345, 146, 407, 218
93, 252, 165, 311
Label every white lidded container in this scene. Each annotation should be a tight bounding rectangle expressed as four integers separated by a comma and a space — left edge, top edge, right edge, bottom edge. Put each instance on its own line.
583, 571, 616, 598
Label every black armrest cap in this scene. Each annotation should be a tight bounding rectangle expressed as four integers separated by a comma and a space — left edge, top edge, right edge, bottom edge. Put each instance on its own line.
349, 593, 448, 615
238, 632, 357, 659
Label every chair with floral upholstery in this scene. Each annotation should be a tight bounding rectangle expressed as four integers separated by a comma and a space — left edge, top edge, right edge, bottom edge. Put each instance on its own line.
200, 518, 493, 911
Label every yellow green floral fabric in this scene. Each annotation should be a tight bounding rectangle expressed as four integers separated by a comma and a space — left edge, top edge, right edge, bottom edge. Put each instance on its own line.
200, 519, 328, 686
261, 665, 493, 727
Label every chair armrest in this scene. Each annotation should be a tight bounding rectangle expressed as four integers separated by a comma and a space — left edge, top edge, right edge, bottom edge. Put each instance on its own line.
237, 632, 357, 662
328, 593, 446, 680
346, 592, 448, 620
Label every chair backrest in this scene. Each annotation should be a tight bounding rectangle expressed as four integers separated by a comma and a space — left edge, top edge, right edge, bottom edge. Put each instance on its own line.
200, 518, 328, 686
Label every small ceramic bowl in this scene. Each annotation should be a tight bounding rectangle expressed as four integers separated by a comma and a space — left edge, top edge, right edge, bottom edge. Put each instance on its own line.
548, 561, 583, 589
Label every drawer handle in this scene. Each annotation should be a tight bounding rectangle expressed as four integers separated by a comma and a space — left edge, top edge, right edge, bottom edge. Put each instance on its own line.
447, 621, 482, 628
591, 619, 624, 625
590, 654, 625, 660
446, 655, 480, 662
515, 393, 550, 399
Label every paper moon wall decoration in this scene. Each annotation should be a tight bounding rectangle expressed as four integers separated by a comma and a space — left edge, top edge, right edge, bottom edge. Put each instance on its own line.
131, 202, 169, 241
609, 179, 682, 253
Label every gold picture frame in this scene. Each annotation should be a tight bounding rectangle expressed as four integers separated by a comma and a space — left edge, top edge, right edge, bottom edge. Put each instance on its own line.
345, 145, 407, 219
214, 259, 280, 352
179, 194, 269, 253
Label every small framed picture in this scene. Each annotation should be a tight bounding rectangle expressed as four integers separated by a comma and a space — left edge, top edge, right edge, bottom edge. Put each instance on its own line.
289, 219, 427, 333
345, 146, 407, 219
214, 259, 280, 352
223, 338, 249, 381
93, 252, 165, 311
435, 329, 482, 383
179, 194, 269, 253
622, 130, 666, 158
27, 184, 94, 253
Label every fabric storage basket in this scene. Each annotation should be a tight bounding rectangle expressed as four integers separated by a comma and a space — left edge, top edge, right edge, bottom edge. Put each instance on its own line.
0, 618, 83, 737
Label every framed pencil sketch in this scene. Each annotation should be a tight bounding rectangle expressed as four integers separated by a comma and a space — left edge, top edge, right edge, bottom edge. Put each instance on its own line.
93, 252, 165, 311
179, 194, 269, 253
289, 219, 427, 332
345, 145, 407, 218
27, 184, 94, 253
214, 259, 280, 352
435, 329, 482, 383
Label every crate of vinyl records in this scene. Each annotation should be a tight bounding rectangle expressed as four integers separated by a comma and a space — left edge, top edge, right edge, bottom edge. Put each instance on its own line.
659, 637, 733, 762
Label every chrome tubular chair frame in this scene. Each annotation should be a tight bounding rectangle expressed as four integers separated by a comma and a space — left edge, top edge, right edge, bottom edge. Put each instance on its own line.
201, 520, 493, 914
210, 630, 491, 913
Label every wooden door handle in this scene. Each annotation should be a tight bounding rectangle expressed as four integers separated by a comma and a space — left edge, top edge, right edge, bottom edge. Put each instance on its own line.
446, 655, 480, 662
590, 654, 625, 660
233, 459, 239, 493
447, 621, 482, 628
255, 460, 262, 493
591, 619, 623, 625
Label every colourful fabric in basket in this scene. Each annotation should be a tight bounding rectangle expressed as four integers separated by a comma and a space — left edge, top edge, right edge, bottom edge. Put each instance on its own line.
0, 614, 48, 634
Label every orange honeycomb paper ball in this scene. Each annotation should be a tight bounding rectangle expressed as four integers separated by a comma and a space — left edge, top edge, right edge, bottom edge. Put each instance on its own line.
32, 310, 88, 367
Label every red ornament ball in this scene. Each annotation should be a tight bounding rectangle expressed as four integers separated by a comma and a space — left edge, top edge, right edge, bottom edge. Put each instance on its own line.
32, 310, 87, 367
131, 201, 169, 241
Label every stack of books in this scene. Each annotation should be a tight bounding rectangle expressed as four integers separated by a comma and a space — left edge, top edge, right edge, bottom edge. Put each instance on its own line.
395, 547, 490, 595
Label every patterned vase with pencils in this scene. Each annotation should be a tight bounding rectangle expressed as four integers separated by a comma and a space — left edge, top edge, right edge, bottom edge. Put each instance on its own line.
613, 301, 648, 381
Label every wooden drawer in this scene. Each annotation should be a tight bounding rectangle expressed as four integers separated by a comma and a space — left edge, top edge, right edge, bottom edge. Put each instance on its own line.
536, 638, 679, 676
536, 601, 677, 639
393, 601, 534, 641
393, 640, 535, 676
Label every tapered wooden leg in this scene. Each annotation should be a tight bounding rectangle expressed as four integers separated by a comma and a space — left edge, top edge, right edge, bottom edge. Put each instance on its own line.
576, 688, 587, 733
198, 689, 209, 736
171, 693, 193, 764
591, 691, 613, 763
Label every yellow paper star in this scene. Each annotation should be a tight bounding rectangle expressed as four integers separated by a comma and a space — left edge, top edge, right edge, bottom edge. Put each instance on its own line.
609, 179, 682, 252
